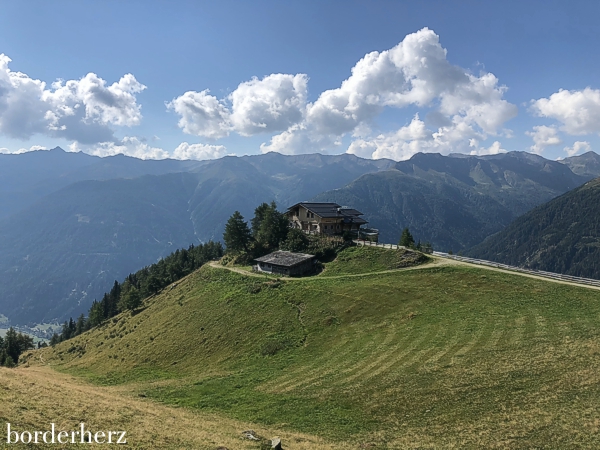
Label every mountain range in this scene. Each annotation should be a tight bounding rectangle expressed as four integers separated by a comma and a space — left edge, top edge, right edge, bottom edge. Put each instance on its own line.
314, 151, 597, 249
1, 147, 599, 325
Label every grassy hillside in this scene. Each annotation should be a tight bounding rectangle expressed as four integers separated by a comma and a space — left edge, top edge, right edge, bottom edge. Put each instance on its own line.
321, 246, 429, 275
24, 247, 600, 448
0, 366, 347, 449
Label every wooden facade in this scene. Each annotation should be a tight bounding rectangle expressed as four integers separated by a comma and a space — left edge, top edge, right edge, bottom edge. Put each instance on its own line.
286, 202, 368, 236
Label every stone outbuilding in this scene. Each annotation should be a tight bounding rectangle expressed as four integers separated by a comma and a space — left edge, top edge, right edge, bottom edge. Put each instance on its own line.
254, 251, 316, 276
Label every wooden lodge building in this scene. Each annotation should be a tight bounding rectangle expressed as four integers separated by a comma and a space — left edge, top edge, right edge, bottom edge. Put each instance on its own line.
286, 202, 374, 238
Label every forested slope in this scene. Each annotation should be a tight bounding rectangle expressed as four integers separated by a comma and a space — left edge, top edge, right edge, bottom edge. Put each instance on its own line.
468, 177, 600, 278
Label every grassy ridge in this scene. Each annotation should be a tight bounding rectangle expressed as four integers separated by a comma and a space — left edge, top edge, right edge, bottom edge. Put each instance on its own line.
320, 246, 429, 275
28, 247, 600, 448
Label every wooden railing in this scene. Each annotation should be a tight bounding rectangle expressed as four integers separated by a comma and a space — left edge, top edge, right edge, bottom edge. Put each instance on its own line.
354, 240, 404, 250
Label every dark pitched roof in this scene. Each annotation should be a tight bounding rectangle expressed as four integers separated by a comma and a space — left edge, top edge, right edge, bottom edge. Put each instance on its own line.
344, 216, 368, 225
287, 202, 365, 220
255, 251, 315, 267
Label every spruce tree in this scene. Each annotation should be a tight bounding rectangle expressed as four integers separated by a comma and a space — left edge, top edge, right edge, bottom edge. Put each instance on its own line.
251, 202, 272, 236
399, 227, 415, 248
255, 203, 289, 251
75, 314, 86, 336
87, 300, 104, 328
223, 211, 252, 253
119, 282, 142, 311
49, 333, 61, 346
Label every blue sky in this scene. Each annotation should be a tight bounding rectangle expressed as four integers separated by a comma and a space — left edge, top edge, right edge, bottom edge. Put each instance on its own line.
0, 0, 599, 160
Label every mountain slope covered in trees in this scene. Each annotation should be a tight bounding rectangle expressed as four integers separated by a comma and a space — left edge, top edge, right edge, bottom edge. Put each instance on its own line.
0, 152, 393, 325
467, 177, 600, 279
313, 151, 590, 250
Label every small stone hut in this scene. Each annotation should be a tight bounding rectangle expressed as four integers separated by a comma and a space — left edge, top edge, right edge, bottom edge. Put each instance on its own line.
254, 251, 316, 276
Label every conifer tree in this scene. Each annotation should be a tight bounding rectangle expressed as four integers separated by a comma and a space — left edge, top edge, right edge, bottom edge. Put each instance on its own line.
119, 282, 142, 311
251, 202, 272, 237
75, 314, 86, 335
399, 227, 415, 248
223, 211, 252, 253
49, 333, 61, 346
88, 300, 104, 328
255, 203, 289, 251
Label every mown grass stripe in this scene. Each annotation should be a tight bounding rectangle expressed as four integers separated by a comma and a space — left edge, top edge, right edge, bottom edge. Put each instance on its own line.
349, 327, 442, 388
273, 330, 391, 393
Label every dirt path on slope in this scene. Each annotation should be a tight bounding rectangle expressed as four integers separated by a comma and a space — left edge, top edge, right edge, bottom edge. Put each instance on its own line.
208, 257, 452, 280
209, 257, 600, 291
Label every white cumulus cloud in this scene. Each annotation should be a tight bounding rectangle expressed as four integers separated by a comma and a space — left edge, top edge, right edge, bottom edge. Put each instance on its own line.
81, 137, 228, 161
347, 115, 432, 159
167, 27, 516, 160
229, 73, 308, 136
260, 27, 516, 158
531, 88, 600, 135
166, 90, 231, 139
469, 140, 507, 156
564, 140, 591, 157
86, 137, 168, 159
346, 114, 503, 160
0, 54, 146, 143
0, 144, 48, 155
526, 125, 562, 155
172, 142, 228, 160
168, 73, 309, 139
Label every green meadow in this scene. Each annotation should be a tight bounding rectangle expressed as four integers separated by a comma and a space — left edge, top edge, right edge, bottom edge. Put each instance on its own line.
26, 247, 600, 448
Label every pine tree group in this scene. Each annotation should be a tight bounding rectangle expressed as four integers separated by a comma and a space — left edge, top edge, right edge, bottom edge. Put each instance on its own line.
0, 327, 34, 367
223, 202, 292, 257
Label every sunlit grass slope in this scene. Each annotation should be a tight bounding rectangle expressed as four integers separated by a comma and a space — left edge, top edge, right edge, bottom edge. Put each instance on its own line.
0, 366, 350, 450
28, 247, 600, 448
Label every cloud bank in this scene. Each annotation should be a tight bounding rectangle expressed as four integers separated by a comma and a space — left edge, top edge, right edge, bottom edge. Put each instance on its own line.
529, 87, 600, 156
167, 28, 517, 160
0, 54, 146, 144
167, 73, 309, 139
81, 138, 228, 161
4, 28, 597, 161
